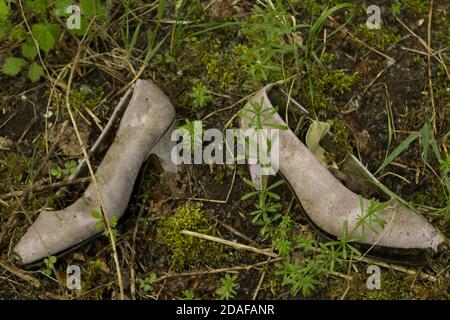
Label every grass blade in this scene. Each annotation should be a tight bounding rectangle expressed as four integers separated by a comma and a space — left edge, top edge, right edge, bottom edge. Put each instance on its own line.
375, 133, 419, 175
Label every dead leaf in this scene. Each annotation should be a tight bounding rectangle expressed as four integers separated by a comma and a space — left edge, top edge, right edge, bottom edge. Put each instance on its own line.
0, 136, 13, 150
72, 253, 86, 261
150, 198, 172, 216
160, 172, 184, 198
97, 259, 110, 273
356, 129, 372, 155
305, 120, 331, 164
49, 122, 89, 157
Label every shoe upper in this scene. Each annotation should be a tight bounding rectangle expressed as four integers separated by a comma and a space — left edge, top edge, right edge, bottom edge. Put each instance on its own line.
240, 85, 446, 253
14, 79, 176, 265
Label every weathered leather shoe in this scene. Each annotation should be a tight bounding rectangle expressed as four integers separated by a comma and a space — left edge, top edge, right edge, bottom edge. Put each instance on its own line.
240, 84, 446, 262
14, 79, 177, 265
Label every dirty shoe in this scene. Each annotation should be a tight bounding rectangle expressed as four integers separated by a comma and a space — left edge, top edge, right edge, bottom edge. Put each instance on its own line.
240, 84, 446, 262
14, 79, 177, 265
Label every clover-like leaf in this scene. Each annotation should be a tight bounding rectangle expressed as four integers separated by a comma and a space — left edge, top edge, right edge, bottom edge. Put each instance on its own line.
32, 23, 61, 53
2, 57, 27, 76
21, 41, 38, 61
27, 62, 44, 83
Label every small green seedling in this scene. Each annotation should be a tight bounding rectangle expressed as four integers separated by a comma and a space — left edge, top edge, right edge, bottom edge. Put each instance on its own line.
190, 83, 212, 109
50, 160, 77, 180
179, 290, 200, 300
91, 210, 119, 239
42, 256, 57, 276
215, 274, 239, 300
139, 272, 157, 293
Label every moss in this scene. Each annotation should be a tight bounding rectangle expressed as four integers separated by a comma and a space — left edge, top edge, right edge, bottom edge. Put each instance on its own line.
413, 188, 448, 208
214, 171, 225, 184
82, 259, 113, 298
157, 203, 222, 271
319, 70, 359, 94
0, 153, 28, 192
401, 0, 429, 15
70, 86, 105, 111
364, 279, 408, 300
355, 25, 400, 51
324, 120, 353, 165
329, 271, 449, 300
203, 47, 243, 90
300, 63, 359, 111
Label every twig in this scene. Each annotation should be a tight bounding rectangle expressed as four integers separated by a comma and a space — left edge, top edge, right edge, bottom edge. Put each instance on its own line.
0, 177, 90, 201
34, 121, 69, 180
0, 258, 40, 288
212, 216, 257, 246
395, 16, 448, 79
0, 120, 71, 245
68, 88, 133, 181
356, 255, 437, 282
304, 246, 436, 281
182, 231, 353, 280
17, 117, 37, 144
252, 270, 266, 300
155, 258, 283, 283
64, 21, 125, 300
339, 252, 354, 300
187, 167, 236, 204
0, 111, 19, 130
130, 199, 147, 300
181, 230, 278, 258
329, 17, 395, 63
426, 0, 436, 131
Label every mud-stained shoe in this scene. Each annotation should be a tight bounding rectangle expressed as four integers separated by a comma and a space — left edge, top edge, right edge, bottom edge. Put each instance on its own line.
240, 84, 446, 263
14, 79, 177, 265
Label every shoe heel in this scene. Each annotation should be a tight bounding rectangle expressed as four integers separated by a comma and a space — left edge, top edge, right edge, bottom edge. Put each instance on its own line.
149, 121, 178, 174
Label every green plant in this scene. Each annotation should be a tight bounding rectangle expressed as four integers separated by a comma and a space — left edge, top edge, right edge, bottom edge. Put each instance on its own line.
42, 255, 57, 276
179, 290, 200, 300
356, 197, 389, 239
300, 64, 359, 110
303, 3, 355, 110
190, 83, 212, 109
215, 274, 239, 300
241, 177, 284, 237
271, 177, 388, 297
139, 272, 157, 293
237, 0, 306, 86
91, 210, 119, 239
2, 38, 44, 82
276, 260, 320, 297
356, 25, 400, 51
401, 0, 428, 15
325, 220, 362, 260
0, 0, 9, 21
178, 119, 203, 154
391, 2, 401, 15
50, 160, 77, 180
157, 203, 220, 271
375, 133, 420, 175
272, 215, 294, 256
238, 100, 288, 237
420, 122, 450, 219
1, 0, 107, 82
324, 197, 389, 261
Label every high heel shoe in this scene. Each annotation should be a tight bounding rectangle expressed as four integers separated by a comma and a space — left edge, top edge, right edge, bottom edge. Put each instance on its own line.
14, 79, 177, 265
240, 84, 446, 263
